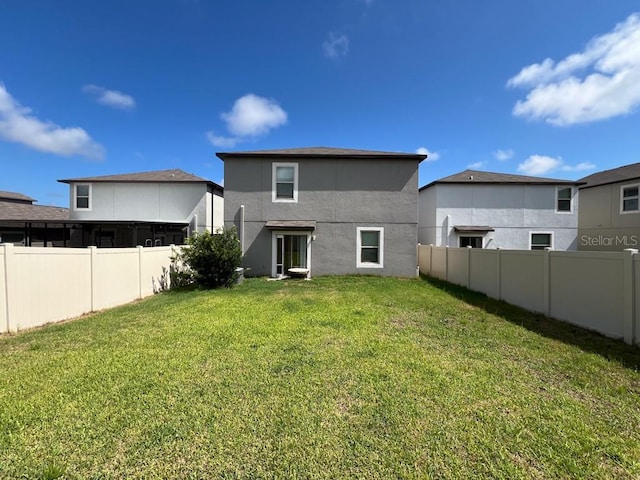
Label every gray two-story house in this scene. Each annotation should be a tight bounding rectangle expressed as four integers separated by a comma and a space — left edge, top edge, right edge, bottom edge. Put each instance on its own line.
218, 147, 426, 278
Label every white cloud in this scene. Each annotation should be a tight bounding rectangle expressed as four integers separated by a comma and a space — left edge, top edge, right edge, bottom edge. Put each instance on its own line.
221, 94, 287, 137
206, 94, 287, 148
507, 13, 640, 125
323, 32, 349, 60
206, 131, 239, 148
0, 83, 104, 160
416, 147, 440, 161
467, 161, 485, 169
517, 155, 596, 176
493, 149, 514, 161
83, 84, 135, 110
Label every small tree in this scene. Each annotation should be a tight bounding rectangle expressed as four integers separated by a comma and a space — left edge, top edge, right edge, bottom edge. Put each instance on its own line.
178, 228, 242, 289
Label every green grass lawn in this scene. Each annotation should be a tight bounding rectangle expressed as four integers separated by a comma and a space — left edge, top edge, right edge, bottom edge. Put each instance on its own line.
1, 276, 639, 479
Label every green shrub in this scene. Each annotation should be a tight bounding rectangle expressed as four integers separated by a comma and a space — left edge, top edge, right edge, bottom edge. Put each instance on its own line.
176, 228, 242, 289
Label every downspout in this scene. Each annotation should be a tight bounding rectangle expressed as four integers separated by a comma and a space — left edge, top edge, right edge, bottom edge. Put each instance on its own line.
240, 205, 245, 254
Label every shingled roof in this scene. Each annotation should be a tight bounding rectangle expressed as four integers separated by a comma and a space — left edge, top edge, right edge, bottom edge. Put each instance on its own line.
217, 146, 427, 161
578, 162, 640, 189
58, 168, 218, 186
0, 201, 69, 222
0, 190, 35, 203
420, 169, 584, 191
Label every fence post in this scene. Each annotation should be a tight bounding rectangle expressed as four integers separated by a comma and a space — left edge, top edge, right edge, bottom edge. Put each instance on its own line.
496, 248, 502, 301
445, 246, 449, 282
2, 243, 13, 333
89, 246, 97, 312
543, 248, 551, 317
138, 245, 144, 299
623, 249, 637, 344
466, 245, 472, 289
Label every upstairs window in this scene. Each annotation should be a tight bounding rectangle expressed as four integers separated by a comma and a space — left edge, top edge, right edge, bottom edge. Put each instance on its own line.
621, 184, 639, 213
74, 184, 91, 210
357, 227, 384, 268
556, 187, 572, 212
530, 232, 552, 250
272, 163, 298, 202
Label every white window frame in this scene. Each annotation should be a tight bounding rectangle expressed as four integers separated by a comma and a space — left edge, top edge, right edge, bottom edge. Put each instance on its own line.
272, 162, 298, 203
529, 231, 553, 250
620, 183, 640, 214
74, 183, 92, 211
357, 227, 384, 269
458, 235, 483, 248
556, 186, 573, 213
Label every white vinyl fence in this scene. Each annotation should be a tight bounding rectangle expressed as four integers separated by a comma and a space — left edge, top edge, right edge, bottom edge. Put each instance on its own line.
1, 244, 176, 333
418, 244, 640, 345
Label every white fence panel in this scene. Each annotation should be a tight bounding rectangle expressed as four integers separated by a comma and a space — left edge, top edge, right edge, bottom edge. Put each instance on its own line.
7, 246, 92, 331
417, 245, 431, 276
140, 246, 175, 296
447, 248, 469, 287
431, 247, 448, 280
0, 250, 6, 333
469, 249, 499, 299
0, 244, 175, 333
635, 255, 640, 342
418, 244, 640, 345
549, 251, 625, 339
500, 250, 546, 314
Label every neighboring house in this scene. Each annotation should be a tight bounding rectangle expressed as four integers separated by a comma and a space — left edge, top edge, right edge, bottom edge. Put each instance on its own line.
58, 169, 223, 247
418, 170, 583, 250
218, 147, 426, 278
577, 162, 640, 251
0, 190, 71, 246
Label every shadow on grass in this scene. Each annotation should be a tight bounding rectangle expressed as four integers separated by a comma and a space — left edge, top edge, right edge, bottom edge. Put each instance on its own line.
421, 274, 640, 371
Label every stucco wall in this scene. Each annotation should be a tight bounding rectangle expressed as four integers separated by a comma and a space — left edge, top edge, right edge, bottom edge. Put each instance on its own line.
419, 183, 579, 250
68, 182, 208, 224
225, 156, 419, 277
578, 184, 640, 251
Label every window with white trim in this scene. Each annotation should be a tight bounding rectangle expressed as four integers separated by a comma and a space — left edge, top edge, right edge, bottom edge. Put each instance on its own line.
556, 186, 572, 213
357, 227, 384, 268
530, 232, 552, 250
459, 236, 483, 248
621, 184, 639, 213
74, 184, 91, 210
272, 163, 298, 202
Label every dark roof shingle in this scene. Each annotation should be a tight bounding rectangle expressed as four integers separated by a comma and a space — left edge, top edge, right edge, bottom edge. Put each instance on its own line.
0, 202, 69, 222
217, 146, 427, 161
0, 191, 35, 203
420, 169, 583, 191
578, 163, 640, 189
58, 168, 215, 185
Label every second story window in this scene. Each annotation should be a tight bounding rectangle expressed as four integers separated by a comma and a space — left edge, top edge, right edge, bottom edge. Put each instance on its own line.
556, 187, 572, 212
621, 184, 639, 213
74, 184, 91, 210
272, 163, 298, 202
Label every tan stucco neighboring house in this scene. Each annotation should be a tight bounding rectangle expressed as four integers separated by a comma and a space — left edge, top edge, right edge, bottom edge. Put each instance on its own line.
0, 190, 71, 246
578, 163, 640, 251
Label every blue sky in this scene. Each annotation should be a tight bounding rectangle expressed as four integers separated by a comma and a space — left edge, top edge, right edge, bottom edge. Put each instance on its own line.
1, 1, 639, 206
